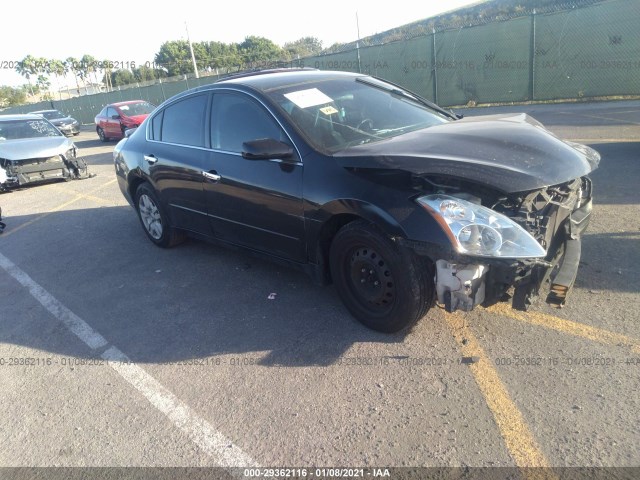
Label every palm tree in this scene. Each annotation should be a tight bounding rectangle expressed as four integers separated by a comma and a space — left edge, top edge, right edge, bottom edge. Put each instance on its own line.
65, 57, 82, 95
16, 55, 38, 97
48, 59, 67, 100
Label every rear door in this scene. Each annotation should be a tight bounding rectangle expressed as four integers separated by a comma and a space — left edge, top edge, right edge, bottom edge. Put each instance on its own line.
144, 93, 210, 234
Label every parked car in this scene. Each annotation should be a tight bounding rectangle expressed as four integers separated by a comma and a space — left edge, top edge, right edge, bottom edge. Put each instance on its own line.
30, 109, 80, 136
113, 69, 598, 332
0, 114, 91, 190
95, 100, 155, 142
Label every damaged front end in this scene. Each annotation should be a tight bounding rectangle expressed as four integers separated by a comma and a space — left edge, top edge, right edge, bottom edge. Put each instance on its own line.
0, 149, 91, 191
411, 175, 594, 313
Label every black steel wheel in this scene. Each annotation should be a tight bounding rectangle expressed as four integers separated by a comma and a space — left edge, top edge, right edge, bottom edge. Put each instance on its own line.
330, 220, 433, 332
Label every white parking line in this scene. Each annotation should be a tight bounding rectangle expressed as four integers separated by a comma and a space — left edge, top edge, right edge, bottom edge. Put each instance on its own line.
0, 251, 258, 470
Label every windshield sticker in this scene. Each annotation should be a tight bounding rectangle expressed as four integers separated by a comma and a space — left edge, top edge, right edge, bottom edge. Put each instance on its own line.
284, 88, 333, 109
319, 106, 339, 115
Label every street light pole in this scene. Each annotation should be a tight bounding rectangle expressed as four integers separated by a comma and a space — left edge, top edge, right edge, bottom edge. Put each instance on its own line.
185, 21, 200, 79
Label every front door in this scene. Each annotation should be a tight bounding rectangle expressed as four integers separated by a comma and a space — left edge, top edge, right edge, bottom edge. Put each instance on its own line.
204, 91, 305, 262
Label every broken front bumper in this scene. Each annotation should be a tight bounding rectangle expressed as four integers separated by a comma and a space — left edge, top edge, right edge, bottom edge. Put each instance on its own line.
402, 187, 593, 313
1, 155, 91, 188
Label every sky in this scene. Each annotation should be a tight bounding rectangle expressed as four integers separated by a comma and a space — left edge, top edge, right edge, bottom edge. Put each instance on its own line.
1, 0, 480, 88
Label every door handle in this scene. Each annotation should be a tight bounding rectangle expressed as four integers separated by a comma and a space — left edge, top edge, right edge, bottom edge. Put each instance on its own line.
202, 170, 221, 182
144, 155, 158, 165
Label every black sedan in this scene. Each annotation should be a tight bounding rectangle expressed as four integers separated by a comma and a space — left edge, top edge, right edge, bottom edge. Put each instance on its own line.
114, 69, 598, 332
30, 109, 81, 136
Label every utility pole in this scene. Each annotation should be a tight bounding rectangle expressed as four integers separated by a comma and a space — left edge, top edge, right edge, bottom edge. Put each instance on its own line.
356, 12, 362, 73
185, 21, 200, 79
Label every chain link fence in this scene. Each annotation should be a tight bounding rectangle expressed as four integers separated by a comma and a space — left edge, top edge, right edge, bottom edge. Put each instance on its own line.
4, 0, 639, 123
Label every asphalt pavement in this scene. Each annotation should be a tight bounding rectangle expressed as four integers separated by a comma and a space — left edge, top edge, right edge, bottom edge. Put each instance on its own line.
0, 100, 638, 479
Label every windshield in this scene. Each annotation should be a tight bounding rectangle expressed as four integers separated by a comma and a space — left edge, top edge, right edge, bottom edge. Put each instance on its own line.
266, 76, 448, 152
0, 119, 63, 140
39, 110, 65, 120
119, 102, 155, 116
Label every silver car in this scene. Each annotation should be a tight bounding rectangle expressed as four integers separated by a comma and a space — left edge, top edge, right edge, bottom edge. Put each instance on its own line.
30, 109, 81, 136
0, 114, 91, 191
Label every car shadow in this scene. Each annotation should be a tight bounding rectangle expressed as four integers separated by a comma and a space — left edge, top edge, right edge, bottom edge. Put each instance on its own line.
585, 142, 640, 205
0, 206, 411, 367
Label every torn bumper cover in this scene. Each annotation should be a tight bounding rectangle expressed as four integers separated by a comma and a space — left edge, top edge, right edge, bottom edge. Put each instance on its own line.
402, 179, 593, 313
0, 155, 91, 190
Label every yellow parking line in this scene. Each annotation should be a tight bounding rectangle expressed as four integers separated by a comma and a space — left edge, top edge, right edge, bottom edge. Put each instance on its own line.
1, 195, 83, 238
49, 185, 114, 206
486, 304, 640, 354
444, 312, 556, 479
2, 179, 117, 238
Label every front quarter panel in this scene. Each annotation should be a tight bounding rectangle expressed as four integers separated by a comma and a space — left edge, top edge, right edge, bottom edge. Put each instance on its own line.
302, 152, 454, 263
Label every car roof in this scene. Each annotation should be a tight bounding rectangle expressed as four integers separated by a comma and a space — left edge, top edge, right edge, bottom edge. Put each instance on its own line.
214, 69, 363, 91
0, 113, 46, 121
108, 100, 149, 107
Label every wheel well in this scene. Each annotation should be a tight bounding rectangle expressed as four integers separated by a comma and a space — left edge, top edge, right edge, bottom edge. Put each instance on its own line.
316, 213, 361, 284
128, 176, 146, 202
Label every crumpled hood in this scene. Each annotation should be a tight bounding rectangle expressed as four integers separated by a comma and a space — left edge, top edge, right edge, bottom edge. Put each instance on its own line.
336, 113, 600, 193
0, 137, 73, 161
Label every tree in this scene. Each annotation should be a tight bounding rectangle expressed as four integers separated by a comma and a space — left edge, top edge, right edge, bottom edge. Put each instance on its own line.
36, 74, 51, 100
48, 59, 67, 100
284, 37, 323, 59
65, 57, 82, 95
154, 40, 193, 76
80, 54, 100, 92
239, 36, 283, 66
0, 86, 27, 107
111, 69, 136, 87
16, 55, 39, 96
133, 65, 166, 82
103, 59, 113, 92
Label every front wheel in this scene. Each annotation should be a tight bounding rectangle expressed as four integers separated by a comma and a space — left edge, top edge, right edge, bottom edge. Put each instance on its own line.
97, 127, 108, 142
330, 220, 433, 332
135, 183, 185, 248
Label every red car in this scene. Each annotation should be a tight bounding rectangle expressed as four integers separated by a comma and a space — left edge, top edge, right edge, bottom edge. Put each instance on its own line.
94, 100, 155, 142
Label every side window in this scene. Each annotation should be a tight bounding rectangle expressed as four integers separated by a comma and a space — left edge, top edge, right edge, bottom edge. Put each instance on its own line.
211, 93, 286, 153
160, 94, 207, 147
151, 110, 163, 140
106, 107, 117, 118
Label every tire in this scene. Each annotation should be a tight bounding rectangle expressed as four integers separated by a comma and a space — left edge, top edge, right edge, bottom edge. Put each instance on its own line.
97, 127, 108, 142
134, 183, 185, 248
329, 220, 433, 333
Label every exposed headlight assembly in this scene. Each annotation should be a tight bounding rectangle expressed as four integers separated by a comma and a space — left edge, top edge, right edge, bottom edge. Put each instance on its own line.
65, 146, 77, 159
417, 194, 546, 258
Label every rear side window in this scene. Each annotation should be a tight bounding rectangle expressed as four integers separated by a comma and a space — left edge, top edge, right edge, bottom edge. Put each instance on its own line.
151, 111, 163, 140
160, 94, 208, 147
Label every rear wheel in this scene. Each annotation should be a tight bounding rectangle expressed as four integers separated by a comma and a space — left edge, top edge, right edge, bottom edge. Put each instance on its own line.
134, 183, 185, 248
330, 220, 433, 332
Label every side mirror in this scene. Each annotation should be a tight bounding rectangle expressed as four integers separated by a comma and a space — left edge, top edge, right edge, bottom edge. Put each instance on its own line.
242, 138, 294, 160
112, 114, 121, 120
124, 128, 137, 138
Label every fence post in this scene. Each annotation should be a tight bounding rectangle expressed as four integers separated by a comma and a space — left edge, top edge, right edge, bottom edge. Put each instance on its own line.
159, 78, 166, 102
529, 9, 537, 101
432, 27, 438, 104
